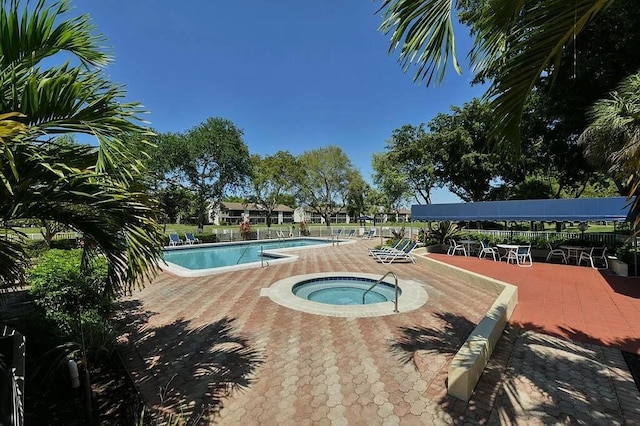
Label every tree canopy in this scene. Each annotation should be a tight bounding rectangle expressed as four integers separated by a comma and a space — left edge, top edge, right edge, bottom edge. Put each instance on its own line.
249, 151, 297, 227
293, 146, 358, 225
150, 118, 252, 229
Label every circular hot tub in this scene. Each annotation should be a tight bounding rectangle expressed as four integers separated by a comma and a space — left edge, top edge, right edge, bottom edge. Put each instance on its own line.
292, 276, 401, 305
262, 272, 428, 317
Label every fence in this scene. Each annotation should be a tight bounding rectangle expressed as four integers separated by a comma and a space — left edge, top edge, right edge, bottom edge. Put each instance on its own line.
457, 229, 628, 246
213, 225, 418, 242
3, 231, 81, 242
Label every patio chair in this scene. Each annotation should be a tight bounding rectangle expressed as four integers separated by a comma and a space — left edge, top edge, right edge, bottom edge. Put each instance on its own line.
447, 239, 467, 256
333, 229, 343, 237
168, 232, 183, 246
478, 240, 499, 261
507, 245, 533, 267
545, 242, 567, 264
184, 232, 201, 244
346, 229, 356, 238
373, 241, 417, 264
578, 246, 608, 269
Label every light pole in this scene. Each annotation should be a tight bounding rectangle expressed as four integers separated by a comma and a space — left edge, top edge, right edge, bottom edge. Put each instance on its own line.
578, 222, 588, 242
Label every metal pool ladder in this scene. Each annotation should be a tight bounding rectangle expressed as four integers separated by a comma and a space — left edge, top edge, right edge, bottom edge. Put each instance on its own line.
236, 244, 252, 264
362, 271, 399, 313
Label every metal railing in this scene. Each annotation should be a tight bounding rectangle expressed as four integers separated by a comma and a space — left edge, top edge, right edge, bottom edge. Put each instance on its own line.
236, 244, 252, 264
362, 271, 399, 313
459, 229, 627, 246
260, 245, 269, 268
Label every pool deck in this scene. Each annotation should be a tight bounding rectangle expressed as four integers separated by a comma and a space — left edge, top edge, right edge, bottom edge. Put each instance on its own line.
119, 239, 640, 424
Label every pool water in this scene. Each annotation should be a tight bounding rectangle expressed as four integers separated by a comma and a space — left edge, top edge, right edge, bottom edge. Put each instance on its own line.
292, 277, 400, 305
163, 238, 333, 270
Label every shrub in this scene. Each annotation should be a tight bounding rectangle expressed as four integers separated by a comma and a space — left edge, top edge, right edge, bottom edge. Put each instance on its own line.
28, 249, 110, 335
198, 234, 219, 244
430, 221, 461, 244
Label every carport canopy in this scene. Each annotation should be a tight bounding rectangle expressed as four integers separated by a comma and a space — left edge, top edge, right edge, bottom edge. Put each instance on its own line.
411, 197, 634, 222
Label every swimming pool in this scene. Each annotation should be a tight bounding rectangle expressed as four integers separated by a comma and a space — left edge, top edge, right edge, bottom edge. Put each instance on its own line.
162, 238, 350, 276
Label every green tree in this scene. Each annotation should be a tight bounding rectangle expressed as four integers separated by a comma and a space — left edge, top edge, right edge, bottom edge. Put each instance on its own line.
580, 72, 640, 210
371, 152, 412, 207
344, 171, 371, 221
516, 0, 640, 197
377, 0, 617, 146
293, 146, 356, 226
152, 118, 252, 230
0, 0, 163, 292
373, 124, 439, 204
249, 151, 297, 227
377, 0, 637, 219
427, 99, 504, 201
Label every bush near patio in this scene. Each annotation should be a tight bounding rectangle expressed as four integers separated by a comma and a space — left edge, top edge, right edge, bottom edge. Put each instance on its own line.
28, 249, 116, 361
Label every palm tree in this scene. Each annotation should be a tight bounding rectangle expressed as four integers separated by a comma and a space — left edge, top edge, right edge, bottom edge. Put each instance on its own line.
377, 0, 616, 145
580, 72, 640, 228
0, 0, 163, 293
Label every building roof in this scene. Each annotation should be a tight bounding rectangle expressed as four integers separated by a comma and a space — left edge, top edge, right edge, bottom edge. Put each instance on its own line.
411, 197, 634, 222
221, 202, 294, 212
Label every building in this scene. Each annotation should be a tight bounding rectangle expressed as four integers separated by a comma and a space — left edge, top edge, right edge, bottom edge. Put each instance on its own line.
293, 207, 411, 225
211, 202, 295, 225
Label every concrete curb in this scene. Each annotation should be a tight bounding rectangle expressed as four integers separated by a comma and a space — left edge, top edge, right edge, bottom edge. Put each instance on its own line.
414, 250, 518, 401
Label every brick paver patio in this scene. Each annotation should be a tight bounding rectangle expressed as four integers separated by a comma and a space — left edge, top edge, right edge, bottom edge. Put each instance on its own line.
429, 253, 640, 354
120, 240, 640, 424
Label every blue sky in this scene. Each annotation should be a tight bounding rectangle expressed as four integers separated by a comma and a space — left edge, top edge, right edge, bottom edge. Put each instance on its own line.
74, 0, 486, 204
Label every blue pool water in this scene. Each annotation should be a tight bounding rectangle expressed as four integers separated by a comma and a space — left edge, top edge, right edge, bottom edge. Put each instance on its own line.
292, 277, 401, 305
163, 238, 332, 270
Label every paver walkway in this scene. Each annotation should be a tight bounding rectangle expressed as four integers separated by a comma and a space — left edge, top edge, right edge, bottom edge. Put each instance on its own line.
119, 240, 640, 424
428, 253, 640, 354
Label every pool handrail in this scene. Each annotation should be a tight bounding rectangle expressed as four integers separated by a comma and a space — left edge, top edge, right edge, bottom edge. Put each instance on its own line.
362, 271, 399, 313
236, 243, 252, 264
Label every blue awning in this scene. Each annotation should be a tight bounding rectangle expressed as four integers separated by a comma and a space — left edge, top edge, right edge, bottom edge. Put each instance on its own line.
411, 197, 634, 222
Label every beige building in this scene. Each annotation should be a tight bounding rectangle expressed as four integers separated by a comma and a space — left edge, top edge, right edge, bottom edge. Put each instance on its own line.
211, 202, 295, 225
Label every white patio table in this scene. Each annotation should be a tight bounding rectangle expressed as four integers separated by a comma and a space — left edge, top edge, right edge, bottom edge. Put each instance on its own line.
458, 239, 480, 256
496, 244, 524, 263
560, 246, 590, 265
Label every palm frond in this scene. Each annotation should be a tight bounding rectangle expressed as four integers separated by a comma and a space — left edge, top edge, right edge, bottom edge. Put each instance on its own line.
377, 0, 614, 149
378, 0, 462, 85
0, 112, 26, 193
1, 60, 154, 182
0, 233, 27, 288
0, 0, 110, 69
481, 0, 613, 148
1, 139, 164, 295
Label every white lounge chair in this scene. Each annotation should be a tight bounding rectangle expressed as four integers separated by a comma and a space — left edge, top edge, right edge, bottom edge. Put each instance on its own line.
368, 240, 407, 256
361, 230, 374, 239
373, 241, 417, 264
168, 233, 183, 246
184, 232, 201, 244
